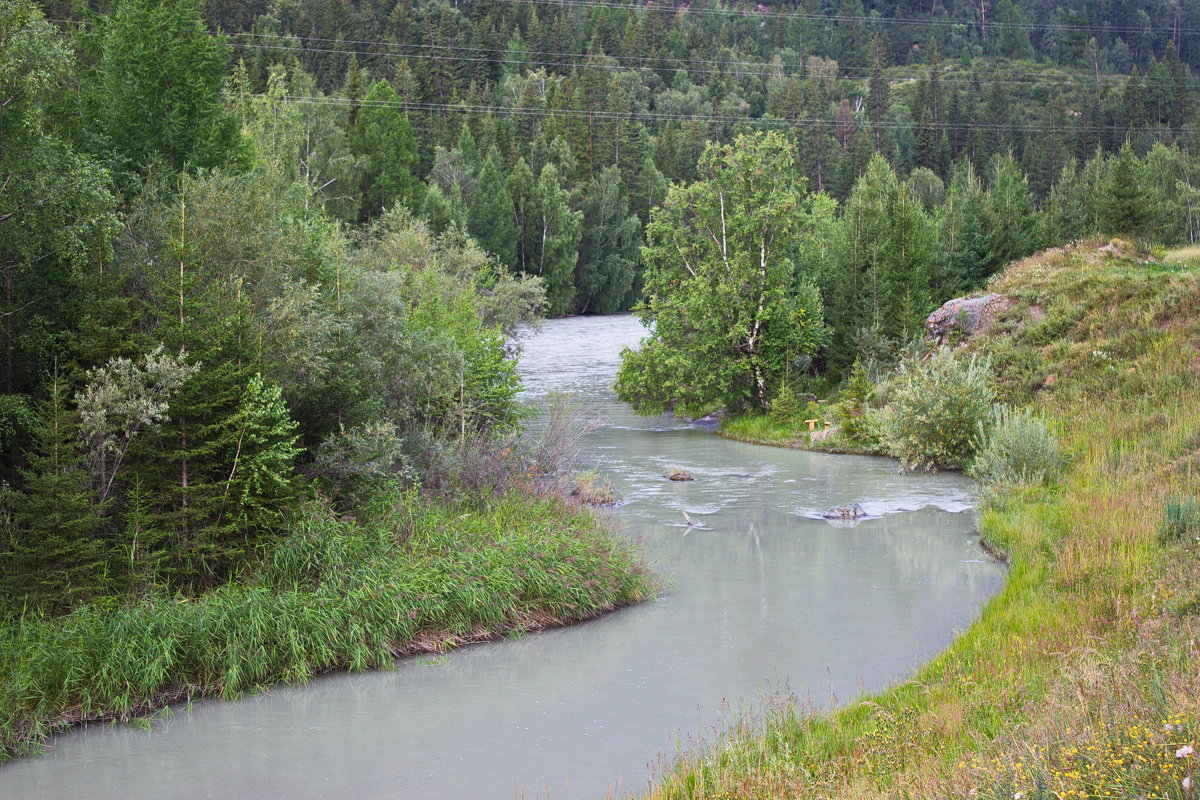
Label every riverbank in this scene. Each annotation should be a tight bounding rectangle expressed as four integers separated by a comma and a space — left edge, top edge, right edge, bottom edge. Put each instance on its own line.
0, 490, 655, 760
648, 243, 1200, 798
716, 414, 878, 457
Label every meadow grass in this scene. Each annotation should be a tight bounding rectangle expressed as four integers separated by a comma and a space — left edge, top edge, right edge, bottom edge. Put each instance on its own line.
0, 490, 654, 759
646, 241, 1200, 799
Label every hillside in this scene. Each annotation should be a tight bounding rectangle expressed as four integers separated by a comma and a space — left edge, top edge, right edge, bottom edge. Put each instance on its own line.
649, 241, 1200, 799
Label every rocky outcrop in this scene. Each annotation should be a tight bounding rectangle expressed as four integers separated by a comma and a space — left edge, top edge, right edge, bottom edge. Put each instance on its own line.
925, 293, 1014, 347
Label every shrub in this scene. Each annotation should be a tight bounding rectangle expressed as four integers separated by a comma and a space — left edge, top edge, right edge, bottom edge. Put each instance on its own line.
836, 360, 875, 445
1159, 497, 1200, 544
876, 348, 995, 471
969, 405, 1065, 487
769, 383, 800, 425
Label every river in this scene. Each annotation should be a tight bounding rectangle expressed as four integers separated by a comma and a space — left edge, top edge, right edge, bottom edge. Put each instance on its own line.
0, 314, 1005, 800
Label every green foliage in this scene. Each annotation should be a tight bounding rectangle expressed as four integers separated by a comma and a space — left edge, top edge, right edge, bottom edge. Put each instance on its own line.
876, 348, 995, 471
617, 131, 826, 415
3, 380, 107, 611
576, 166, 642, 315
352, 80, 421, 220
769, 383, 800, 425
97, 0, 243, 173
828, 153, 933, 371
1159, 497, 1200, 544
981, 153, 1038, 279
969, 405, 1065, 488
835, 360, 875, 445
530, 162, 582, 316
421, 183, 459, 236
0, 490, 655, 758
468, 148, 517, 269
1101, 141, 1154, 239
0, 0, 119, 401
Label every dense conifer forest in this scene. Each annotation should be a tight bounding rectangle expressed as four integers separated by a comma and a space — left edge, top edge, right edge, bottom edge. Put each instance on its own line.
5, 0, 1200, 768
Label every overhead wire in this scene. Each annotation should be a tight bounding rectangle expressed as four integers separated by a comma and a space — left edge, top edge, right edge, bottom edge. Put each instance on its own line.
223, 37, 1183, 91
280, 91, 1176, 137
449, 0, 1199, 38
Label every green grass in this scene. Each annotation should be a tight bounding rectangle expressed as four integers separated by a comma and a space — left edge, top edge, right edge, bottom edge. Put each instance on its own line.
0, 490, 655, 759
645, 240, 1200, 799
718, 413, 878, 456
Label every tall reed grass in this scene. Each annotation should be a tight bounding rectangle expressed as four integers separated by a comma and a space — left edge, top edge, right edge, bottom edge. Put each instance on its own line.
0, 490, 653, 758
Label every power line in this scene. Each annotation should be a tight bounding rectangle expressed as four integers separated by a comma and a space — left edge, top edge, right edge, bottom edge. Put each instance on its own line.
280, 92, 1177, 136
457, 0, 1200, 38
227, 38, 1186, 93
48, 13, 1190, 89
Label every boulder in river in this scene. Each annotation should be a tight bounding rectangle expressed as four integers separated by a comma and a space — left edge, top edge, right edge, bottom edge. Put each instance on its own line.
688, 410, 725, 426
666, 468, 694, 481
822, 503, 866, 520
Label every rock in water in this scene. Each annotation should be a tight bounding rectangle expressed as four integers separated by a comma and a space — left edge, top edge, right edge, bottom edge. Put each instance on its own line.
666, 468, 694, 481
822, 503, 866, 520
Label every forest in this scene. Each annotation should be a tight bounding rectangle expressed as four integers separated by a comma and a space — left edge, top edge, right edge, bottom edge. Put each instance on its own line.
4, 0, 1200, 765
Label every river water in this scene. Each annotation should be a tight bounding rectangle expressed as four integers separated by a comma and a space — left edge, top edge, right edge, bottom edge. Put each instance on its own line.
1, 314, 1005, 800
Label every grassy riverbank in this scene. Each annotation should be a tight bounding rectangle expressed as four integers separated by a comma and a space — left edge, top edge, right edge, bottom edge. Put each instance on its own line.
0, 490, 653, 759
648, 243, 1200, 798
717, 415, 877, 456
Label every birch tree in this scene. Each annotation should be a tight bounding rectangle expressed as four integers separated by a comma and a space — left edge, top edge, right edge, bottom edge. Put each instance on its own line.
616, 131, 826, 415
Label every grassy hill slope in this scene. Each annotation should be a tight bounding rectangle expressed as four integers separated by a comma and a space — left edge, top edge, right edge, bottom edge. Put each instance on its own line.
647, 241, 1200, 799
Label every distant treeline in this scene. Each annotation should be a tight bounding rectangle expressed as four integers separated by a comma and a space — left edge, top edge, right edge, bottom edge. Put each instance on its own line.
36, 0, 1200, 316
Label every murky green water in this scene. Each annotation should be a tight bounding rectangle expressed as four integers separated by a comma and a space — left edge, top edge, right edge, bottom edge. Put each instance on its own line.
1, 314, 1004, 800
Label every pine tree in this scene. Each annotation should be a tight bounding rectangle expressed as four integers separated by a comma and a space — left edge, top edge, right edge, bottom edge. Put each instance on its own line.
469, 149, 518, 269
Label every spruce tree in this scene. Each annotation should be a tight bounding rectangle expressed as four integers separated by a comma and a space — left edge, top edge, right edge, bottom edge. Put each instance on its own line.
867, 35, 890, 151
353, 79, 422, 221
468, 149, 518, 270
422, 183, 459, 235
5, 379, 108, 611
982, 153, 1037, 275
97, 0, 243, 173
1101, 142, 1153, 238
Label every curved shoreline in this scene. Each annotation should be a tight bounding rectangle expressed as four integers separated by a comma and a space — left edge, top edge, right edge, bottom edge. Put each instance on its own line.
645, 249, 1200, 799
